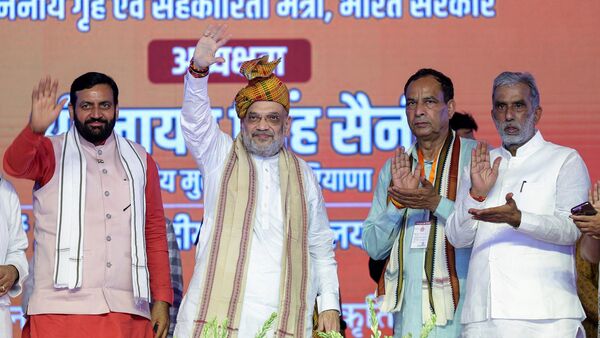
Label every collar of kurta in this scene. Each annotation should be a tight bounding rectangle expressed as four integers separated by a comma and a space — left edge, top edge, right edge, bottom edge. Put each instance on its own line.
500, 129, 544, 158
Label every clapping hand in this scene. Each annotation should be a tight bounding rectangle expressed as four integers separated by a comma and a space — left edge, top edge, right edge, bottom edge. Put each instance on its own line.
468, 193, 522, 227
387, 147, 440, 212
470, 142, 501, 198
390, 146, 420, 190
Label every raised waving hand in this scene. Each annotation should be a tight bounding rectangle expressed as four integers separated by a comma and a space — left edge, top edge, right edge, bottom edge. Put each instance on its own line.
192, 24, 230, 69
30, 76, 67, 134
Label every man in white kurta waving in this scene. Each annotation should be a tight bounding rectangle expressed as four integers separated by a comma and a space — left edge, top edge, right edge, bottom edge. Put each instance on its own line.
446, 71, 590, 337
174, 25, 340, 338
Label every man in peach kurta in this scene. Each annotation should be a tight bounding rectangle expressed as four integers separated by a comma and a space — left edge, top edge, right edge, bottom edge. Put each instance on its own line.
3, 73, 173, 338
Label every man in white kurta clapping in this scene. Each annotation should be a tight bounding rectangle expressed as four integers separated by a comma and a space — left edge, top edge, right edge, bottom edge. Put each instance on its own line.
446, 71, 590, 337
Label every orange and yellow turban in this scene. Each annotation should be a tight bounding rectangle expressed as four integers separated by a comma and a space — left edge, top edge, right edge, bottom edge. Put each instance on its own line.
234, 55, 290, 119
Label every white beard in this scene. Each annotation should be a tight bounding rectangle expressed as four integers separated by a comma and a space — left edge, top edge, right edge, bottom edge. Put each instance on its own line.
495, 112, 536, 148
242, 132, 284, 157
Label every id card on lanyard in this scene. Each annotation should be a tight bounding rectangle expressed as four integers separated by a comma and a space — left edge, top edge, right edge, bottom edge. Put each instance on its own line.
410, 221, 432, 249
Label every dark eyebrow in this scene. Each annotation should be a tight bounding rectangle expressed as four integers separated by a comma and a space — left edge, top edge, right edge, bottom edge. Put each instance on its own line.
79, 100, 113, 105
247, 111, 281, 115
494, 99, 525, 105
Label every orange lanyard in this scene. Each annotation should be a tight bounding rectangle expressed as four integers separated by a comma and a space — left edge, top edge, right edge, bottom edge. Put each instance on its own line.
417, 147, 439, 183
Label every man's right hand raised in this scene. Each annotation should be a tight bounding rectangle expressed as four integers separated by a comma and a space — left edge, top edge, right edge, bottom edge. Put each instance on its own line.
30, 76, 67, 134
470, 142, 501, 199
192, 24, 230, 69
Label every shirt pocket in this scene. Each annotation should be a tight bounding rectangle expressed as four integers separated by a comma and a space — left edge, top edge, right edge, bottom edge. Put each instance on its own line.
514, 181, 555, 215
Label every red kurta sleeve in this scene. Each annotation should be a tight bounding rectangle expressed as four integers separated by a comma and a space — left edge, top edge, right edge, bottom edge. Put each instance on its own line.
144, 154, 174, 304
3, 125, 55, 186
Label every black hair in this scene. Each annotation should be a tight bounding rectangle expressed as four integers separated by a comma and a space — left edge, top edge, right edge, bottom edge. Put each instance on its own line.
70, 72, 118, 106
404, 68, 454, 103
450, 112, 478, 131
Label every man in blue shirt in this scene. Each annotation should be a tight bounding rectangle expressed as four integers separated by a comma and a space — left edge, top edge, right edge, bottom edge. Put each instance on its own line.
362, 68, 476, 337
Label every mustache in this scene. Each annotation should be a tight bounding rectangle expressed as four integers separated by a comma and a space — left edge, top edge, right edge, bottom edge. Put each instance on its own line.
498, 121, 520, 129
252, 131, 274, 137
85, 117, 108, 125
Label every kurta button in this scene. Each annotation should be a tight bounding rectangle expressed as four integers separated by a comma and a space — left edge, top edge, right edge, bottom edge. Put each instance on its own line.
106, 235, 111, 241
102, 169, 107, 174
105, 191, 110, 197
98, 150, 103, 155
106, 214, 111, 219
106, 262, 112, 268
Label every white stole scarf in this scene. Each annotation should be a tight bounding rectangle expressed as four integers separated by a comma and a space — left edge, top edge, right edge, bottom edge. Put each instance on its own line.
53, 126, 150, 303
